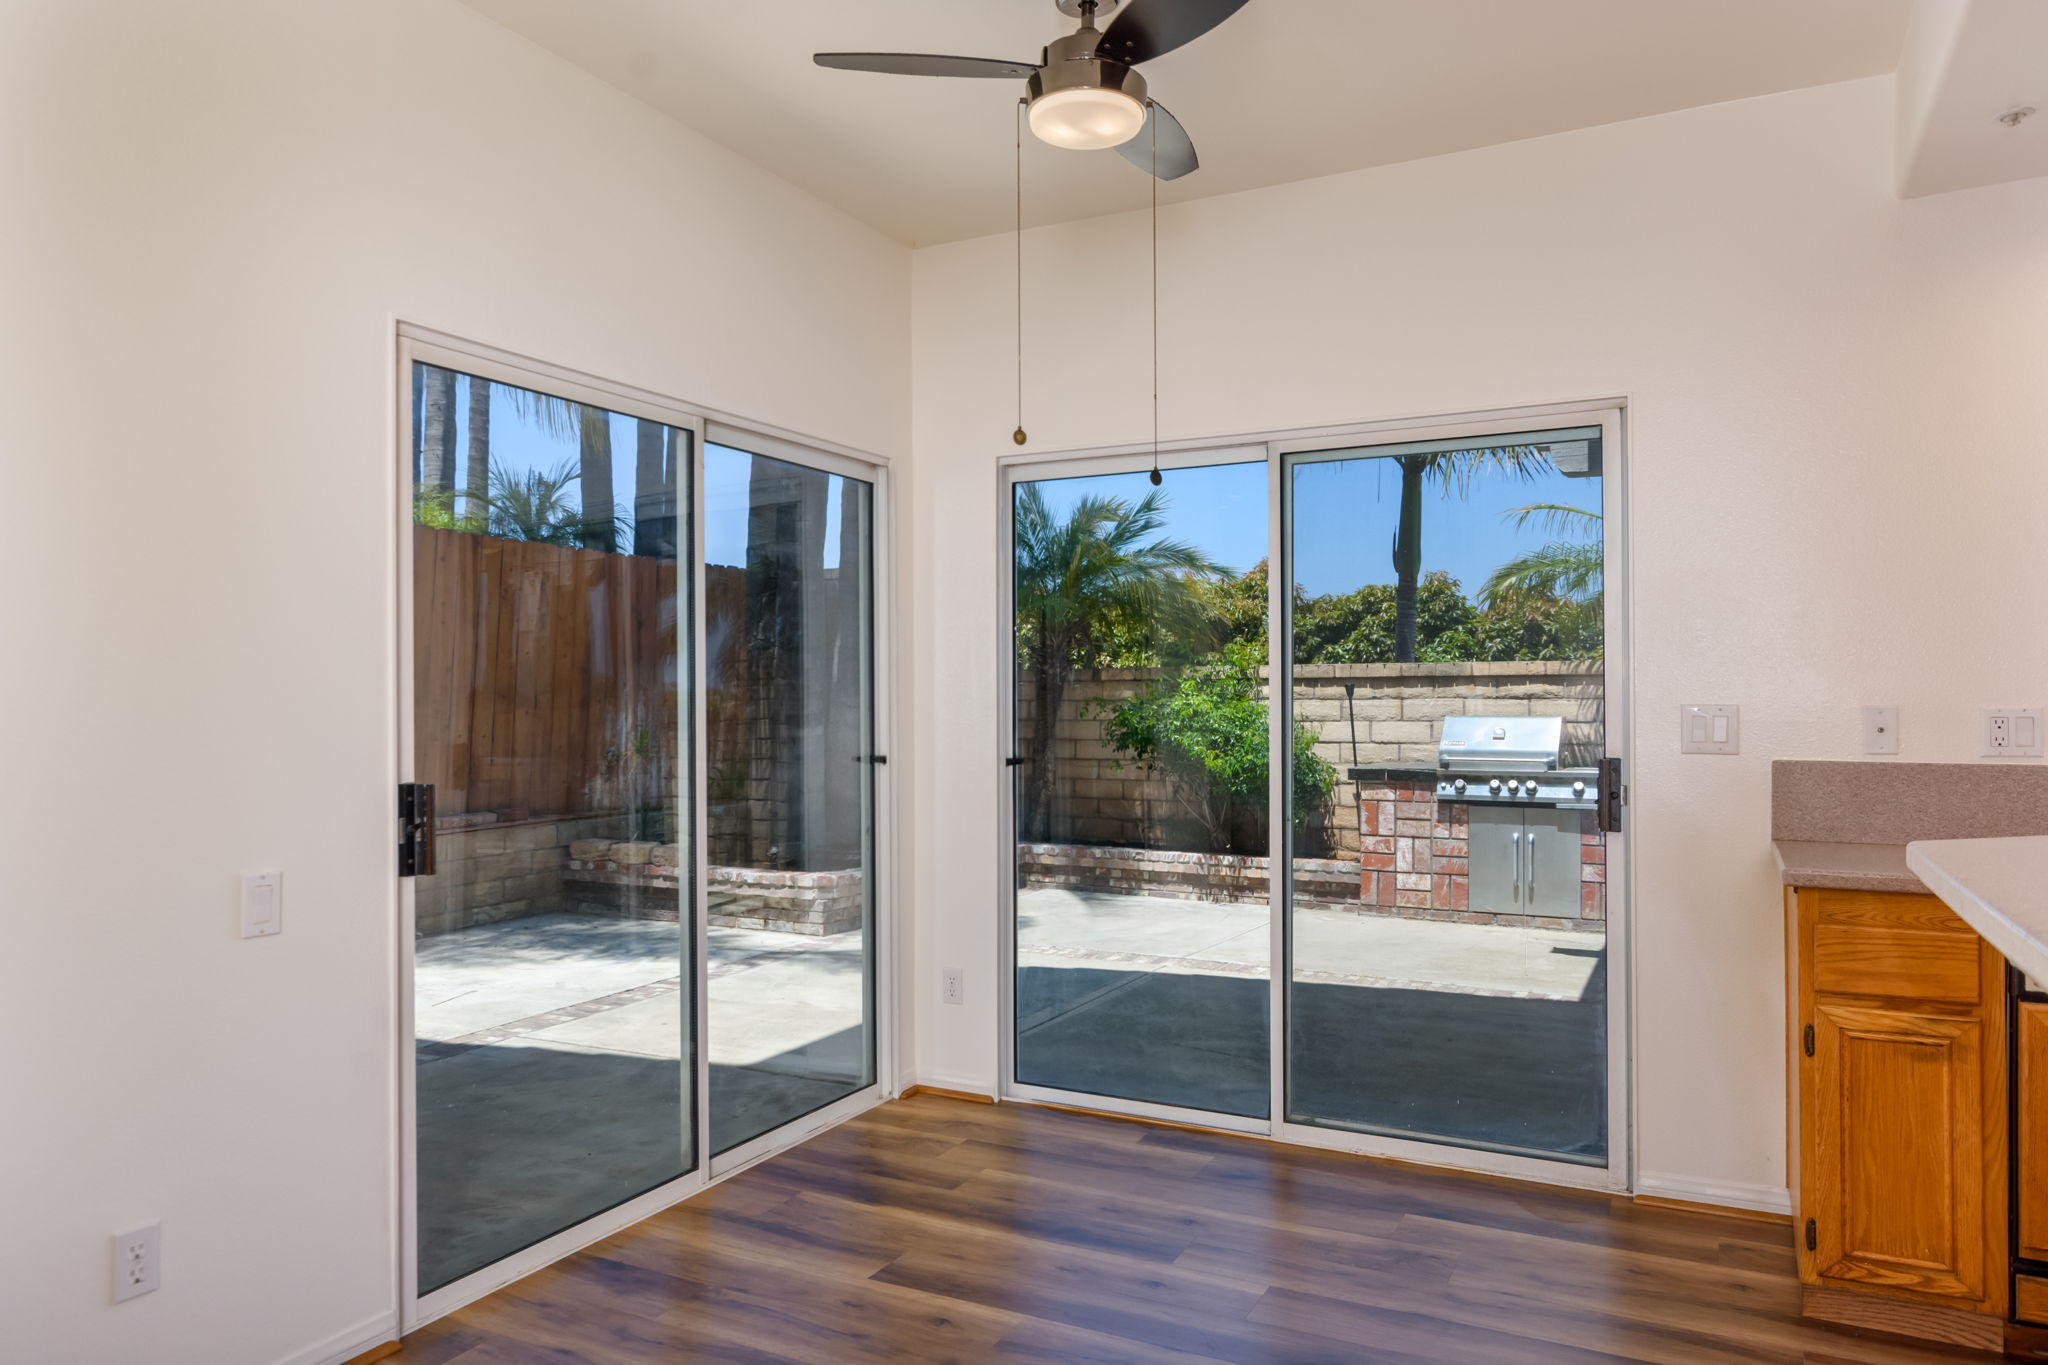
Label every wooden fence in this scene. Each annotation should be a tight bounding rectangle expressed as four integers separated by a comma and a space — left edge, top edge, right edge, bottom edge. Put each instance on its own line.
412, 526, 679, 821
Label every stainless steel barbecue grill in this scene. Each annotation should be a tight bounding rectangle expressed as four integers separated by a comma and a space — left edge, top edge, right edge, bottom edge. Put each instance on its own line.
1434, 715, 1600, 919
1434, 715, 1598, 810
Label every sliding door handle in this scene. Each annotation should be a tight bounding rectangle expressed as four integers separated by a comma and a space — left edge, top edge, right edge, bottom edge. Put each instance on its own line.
399, 783, 436, 878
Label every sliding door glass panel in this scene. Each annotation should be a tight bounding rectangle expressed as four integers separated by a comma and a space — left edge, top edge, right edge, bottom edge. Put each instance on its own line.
411, 362, 692, 1294
704, 442, 876, 1154
1010, 460, 1271, 1117
1283, 427, 1608, 1164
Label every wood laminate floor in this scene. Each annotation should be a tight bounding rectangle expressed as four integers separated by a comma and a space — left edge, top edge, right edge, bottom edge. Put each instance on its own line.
388, 1095, 1995, 1365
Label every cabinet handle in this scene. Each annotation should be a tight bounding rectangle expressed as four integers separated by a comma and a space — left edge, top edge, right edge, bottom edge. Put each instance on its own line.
1511, 830, 1522, 902
1527, 832, 1537, 898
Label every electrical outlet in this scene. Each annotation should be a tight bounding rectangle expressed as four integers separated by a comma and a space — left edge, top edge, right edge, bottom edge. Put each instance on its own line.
1982, 708, 2045, 759
112, 1223, 159, 1303
942, 967, 964, 1006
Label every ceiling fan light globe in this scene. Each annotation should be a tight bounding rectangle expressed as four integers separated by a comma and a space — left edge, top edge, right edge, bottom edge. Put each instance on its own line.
1028, 87, 1146, 150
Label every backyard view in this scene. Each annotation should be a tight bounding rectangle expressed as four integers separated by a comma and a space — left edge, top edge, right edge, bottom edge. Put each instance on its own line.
1012, 431, 1611, 1161
408, 363, 874, 1293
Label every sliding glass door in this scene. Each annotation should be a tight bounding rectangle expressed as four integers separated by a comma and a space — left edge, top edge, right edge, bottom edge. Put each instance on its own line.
703, 435, 877, 1156
1003, 415, 1624, 1185
1007, 453, 1271, 1121
408, 360, 692, 1294
1280, 425, 1614, 1166
402, 343, 889, 1313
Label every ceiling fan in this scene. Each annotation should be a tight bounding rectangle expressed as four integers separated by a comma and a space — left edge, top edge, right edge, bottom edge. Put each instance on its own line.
814, 0, 1251, 180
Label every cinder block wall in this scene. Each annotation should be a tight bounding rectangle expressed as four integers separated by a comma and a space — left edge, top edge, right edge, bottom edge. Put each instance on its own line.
1019, 660, 1604, 857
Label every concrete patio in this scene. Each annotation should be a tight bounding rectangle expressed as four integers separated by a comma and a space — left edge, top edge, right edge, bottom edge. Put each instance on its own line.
414, 886, 1606, 1290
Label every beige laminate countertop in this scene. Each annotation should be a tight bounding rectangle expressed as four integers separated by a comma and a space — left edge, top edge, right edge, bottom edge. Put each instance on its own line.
1771, 839, 1924, 894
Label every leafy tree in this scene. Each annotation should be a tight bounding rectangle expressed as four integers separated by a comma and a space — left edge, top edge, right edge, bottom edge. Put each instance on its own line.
1099, 643, 1335, 854
1013, 484, 1224, 840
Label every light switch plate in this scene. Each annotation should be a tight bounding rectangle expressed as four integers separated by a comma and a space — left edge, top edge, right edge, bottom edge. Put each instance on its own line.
1861, 706, 1900, 755
240, 870, 283, 938
1982, 708, 2045, 759
1680, 704, 1739, 755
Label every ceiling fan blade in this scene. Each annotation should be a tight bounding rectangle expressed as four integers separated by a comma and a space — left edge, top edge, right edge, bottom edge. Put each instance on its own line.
1118, 101, 1198, 180
1101, 0, 1252, 65
813, 53, 1039, 79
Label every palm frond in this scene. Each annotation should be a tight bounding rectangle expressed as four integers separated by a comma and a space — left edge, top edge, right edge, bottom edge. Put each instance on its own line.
1479, 541, 1604, 610
1421, 444, 1552, 496
1504, 502, 1602, 537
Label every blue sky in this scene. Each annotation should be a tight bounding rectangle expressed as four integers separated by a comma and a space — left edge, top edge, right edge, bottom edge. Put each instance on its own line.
435, 367, 1599, 595
429, 370, 846, 568
1020, 454, 1601, 599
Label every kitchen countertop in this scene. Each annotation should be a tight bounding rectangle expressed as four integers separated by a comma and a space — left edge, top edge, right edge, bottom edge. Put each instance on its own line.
1908, 836, 2048, 985
1771, 839, 1923, 893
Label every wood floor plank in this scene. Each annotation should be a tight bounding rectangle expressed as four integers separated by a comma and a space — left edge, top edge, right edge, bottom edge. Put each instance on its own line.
388, 1097, 1999, 1365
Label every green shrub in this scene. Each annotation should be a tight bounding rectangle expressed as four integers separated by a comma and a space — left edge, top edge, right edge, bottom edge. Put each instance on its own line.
1097, 642, 1336, 855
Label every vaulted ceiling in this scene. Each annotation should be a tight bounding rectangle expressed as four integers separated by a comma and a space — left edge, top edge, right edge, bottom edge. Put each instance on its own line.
460, 0, 1913, 245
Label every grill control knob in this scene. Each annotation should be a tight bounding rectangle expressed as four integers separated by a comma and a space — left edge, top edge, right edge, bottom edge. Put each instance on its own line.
1487, 778, 1502, 794
1521, 779, 1539, 795
1452, 778, 1467, 794
1572, 780, 1586, 797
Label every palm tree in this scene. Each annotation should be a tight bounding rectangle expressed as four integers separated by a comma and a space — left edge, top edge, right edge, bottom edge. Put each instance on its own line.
1013, 484, 1224, 840
1389, 446, 1549, 661
1481, 503, 1604, 653
463, 374, 492, 522
477, 461, 627, 547
578, 408, 617, 553
418, 365, 458, 494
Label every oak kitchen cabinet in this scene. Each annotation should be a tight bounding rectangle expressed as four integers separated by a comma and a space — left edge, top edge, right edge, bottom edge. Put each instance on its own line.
1787, 886, 2009, 1350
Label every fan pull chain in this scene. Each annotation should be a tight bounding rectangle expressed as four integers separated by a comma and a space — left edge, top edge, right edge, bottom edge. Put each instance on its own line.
1148, 104, 1161, 486
1013, 98, 1027, 447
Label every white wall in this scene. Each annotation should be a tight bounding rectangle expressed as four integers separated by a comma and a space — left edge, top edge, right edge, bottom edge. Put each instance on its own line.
906, 75, 2048, 1206
0, 4, 907, 1362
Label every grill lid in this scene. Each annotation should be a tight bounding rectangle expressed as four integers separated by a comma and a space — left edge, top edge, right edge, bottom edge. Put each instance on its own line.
1437, 714, 1564, 772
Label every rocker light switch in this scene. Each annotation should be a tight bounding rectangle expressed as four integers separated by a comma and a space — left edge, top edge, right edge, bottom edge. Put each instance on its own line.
240, 871, 283, 938
1680, 704, 1739, 755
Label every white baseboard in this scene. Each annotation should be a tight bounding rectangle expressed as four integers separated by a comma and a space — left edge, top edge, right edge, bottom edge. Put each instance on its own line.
1634, 1172, 1792, 1216
908, 1072, 998, 1099
276, 1310, 398, 1365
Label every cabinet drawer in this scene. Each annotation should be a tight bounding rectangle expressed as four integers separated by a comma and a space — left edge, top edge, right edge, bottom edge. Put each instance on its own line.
2018, 1275, 2048, 1326
1811, 924, 1983, 1003
1810, 888, 1971, 933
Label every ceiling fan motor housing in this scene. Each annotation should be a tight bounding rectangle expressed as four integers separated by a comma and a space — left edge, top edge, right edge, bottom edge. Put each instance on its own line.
1027, 27, 1148, 111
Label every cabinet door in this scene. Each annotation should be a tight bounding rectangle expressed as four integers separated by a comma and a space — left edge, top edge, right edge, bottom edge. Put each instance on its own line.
1465, 805, 1522, 915
1521, 806, 1584, 920
2020, 1002, 2048, 1264
1805, 1001, 1987, 1301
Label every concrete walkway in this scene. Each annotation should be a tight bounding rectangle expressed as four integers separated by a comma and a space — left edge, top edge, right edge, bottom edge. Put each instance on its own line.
413, 890, 1608, 1289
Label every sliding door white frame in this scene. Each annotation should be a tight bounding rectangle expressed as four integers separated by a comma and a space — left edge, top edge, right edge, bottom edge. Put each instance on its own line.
394, 325, 898, 1331
994, 397, 1632, 1195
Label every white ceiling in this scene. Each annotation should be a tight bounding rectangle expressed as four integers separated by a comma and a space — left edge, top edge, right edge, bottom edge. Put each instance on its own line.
460, 0, 1912, 245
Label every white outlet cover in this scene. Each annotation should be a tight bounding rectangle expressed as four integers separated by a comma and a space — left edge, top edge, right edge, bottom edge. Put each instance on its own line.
1982, 708, 2045, 759
1680, 704, 1739, 755
112, 1222, 160, 1303
1862, 706, 1900, 755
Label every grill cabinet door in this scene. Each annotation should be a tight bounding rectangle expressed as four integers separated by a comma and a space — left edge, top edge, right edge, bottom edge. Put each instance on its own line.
1466, 805, 1523, 915
1521, 806, 1585, 920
